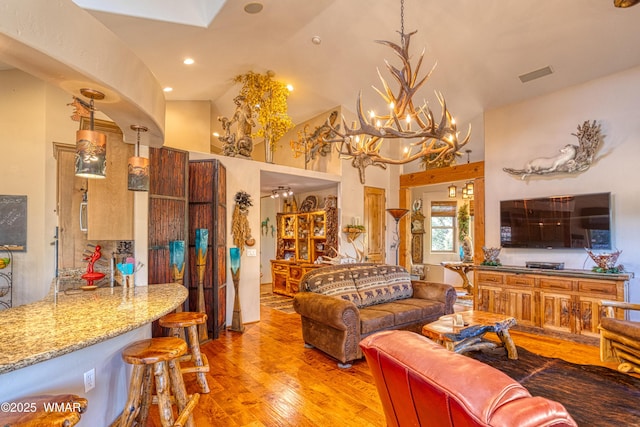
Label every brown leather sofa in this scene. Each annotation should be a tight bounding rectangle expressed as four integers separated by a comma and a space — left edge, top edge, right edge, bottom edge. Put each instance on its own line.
293, 263, 456, 367
360, 330, 577, 427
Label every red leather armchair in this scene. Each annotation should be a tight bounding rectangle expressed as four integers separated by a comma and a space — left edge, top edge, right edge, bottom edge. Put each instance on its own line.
360, 330, 577, 427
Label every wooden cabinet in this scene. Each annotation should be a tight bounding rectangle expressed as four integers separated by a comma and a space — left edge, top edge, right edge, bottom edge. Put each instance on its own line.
84, 119, 134, 241
54, 120, 133, 269
270, 260, 322, 296
474, 267, 629, 341
276, 208, 337, 263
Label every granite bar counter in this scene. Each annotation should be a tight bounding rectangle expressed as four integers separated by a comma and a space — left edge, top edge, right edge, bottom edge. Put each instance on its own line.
0, 282, 187, 426
0, 282, 187, 374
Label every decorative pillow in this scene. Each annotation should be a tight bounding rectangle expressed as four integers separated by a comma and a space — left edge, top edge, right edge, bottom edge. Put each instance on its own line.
378, 264, 413, 299
302, 266, 362, 306
348, 265, 389, 307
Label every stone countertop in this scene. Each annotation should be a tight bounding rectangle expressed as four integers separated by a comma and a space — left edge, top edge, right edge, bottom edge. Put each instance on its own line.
0, 283, 187, 374
474, 264, 632, 281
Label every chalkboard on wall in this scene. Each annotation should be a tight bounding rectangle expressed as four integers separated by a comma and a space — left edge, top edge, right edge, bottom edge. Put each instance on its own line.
0, 195, 27, 251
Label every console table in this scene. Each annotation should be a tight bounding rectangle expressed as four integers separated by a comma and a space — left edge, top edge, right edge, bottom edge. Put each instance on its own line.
474, 265, 630, 342
442, 261, 474, 294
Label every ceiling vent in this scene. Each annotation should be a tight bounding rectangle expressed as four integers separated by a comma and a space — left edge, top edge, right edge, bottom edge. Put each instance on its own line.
519, 66, 554, 83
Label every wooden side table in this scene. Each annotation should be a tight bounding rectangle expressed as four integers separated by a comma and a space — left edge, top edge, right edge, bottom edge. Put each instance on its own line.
422, 310, 518, 359
441, 262, 474, 294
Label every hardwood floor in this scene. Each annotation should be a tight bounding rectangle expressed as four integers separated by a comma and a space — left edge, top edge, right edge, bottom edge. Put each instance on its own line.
146, 295, 620, 426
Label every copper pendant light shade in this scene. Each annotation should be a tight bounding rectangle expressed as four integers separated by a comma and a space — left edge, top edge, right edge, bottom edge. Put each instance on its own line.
127, 125, 150, 191
75, 89, 107, 179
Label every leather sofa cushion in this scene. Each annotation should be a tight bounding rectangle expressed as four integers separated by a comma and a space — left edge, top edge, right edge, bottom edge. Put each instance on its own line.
352, 265, 412, 307
371, 302, 424, 325
601, 317, 640, 340
388, 298, 445, 319
359, 308, 396, 334
302, 265, 362, 306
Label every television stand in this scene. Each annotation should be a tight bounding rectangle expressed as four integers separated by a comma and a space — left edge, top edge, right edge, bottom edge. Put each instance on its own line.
474, 265, 630, 342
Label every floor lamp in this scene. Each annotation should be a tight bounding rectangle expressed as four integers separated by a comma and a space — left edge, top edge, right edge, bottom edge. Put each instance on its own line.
387, 208, 409, 266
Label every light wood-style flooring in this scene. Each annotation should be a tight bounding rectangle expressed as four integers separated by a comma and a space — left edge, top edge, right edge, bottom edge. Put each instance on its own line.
146, 293, 620, 426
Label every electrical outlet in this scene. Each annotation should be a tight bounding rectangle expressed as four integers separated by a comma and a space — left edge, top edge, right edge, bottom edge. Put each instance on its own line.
247, 248, 257, 257
84, 368, 95, 392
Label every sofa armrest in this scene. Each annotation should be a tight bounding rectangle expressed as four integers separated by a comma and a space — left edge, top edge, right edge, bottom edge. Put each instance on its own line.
411, 280, 457, 314
293, 292, 359, 331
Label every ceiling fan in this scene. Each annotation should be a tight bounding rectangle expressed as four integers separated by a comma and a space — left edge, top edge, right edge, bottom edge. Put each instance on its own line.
614, 0, 640, 7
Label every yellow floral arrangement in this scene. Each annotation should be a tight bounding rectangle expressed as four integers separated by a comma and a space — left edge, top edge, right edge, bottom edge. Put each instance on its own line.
234, 71, 294, 150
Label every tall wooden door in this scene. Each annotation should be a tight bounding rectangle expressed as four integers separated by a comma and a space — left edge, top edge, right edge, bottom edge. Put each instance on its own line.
188, 159, 227, 339
148, 147, 189, 337
364, 186, 386, 263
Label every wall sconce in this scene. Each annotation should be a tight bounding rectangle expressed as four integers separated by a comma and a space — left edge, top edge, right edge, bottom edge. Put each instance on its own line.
448, 184, 457, 198
75, 88, 106, 179
128, 125, 149, 192
270, 186, 293, 198
466, 181, 474, 196
462, 187, 469, 199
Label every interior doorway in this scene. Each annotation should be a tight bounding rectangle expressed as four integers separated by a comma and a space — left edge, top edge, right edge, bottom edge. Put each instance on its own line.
364, 186, 386, 263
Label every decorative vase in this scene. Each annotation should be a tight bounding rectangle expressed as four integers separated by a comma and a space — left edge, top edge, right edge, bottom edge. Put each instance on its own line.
195, 229, 209, 342
481, 246, 502, 266
264, 138, 274, 163
229, 247, 245, 333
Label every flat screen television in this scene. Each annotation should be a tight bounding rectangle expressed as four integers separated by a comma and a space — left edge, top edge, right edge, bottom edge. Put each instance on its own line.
500, 192, 611, 249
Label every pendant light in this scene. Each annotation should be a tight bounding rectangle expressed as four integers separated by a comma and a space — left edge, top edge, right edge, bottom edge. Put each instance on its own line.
75, 88, 107, 179
448, 184, 457, 198
128, 125, 150, 191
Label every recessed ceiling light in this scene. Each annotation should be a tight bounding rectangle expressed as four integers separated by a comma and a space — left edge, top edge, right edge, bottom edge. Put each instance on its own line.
286, 84, 294, 92
163, 87, 173, 92
183, 58, 195, 65
311, 35, 322, 45
244, 2, 263, 14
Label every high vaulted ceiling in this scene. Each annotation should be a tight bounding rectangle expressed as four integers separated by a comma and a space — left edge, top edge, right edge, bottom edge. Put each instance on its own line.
74, 0, 640, 145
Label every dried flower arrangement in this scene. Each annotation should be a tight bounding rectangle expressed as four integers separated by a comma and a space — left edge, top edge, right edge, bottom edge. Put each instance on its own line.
232, 191, 253, 253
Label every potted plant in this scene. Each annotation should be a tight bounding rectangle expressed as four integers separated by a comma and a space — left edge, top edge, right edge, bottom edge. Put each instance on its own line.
234, 71, 294, 162
457, 203, 473, 262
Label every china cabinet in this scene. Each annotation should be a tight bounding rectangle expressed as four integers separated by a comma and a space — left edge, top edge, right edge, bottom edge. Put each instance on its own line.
276, 208, 337, 263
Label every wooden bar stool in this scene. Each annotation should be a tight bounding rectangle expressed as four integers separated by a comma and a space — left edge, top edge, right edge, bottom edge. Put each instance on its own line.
119, 337, 199, 427
0, 394, 88, 426
159, 312, 210, 394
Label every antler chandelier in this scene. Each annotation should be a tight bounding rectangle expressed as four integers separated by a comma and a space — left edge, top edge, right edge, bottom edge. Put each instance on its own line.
328, 0, 470, 184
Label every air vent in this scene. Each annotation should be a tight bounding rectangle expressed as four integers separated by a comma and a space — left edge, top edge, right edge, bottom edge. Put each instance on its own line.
518, 66, 553, 83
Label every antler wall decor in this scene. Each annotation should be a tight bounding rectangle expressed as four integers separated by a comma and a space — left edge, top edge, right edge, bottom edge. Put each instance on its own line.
290, 110, 340, 168
325, 0, 470, 184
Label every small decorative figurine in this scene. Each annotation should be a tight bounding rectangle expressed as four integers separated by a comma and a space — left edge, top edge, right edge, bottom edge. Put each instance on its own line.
81, 245, 105, 288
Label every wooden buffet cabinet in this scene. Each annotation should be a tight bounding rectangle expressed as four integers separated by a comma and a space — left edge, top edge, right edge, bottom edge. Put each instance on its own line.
474, 266, 630, 341
270, 260, 322, 296
271, 207, 338, 296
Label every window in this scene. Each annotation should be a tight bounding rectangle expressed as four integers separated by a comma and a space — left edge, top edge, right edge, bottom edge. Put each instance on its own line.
431, 201, 456, 252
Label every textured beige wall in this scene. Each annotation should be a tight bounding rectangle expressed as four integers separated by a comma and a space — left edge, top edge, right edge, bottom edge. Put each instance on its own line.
164, 100, 212, 153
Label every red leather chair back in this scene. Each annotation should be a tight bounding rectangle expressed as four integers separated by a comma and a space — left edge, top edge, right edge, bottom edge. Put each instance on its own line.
360, 330, 577, 427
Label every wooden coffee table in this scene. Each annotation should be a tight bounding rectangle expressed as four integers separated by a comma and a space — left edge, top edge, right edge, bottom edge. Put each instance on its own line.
422, 310, 518, 359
